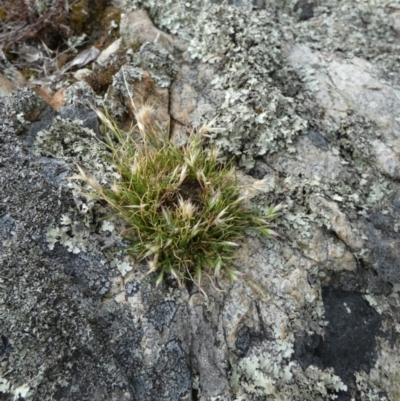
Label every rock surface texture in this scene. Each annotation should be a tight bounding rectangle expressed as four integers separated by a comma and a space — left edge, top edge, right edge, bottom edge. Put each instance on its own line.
1, 0, 400, 400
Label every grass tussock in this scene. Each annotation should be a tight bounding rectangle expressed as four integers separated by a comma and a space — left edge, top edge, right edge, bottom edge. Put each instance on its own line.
71, 105, 281, 289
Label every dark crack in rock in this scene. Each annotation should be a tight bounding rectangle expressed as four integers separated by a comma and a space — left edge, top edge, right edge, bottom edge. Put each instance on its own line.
235, 325, 264, 357
332, 271, 364, 293
0, 334, 15, 360
325, 268, 391, 296
235, 326, 251, 357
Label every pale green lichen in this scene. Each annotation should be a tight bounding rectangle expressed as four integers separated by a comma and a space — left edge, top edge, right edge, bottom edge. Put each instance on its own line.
46, 217, 88, 254
355, 371, 389, 401
34, 115, 137, 282
34, 115, 119, 198
127, 42, 177, 88
230, 350, 347, 400
124, 0, 307, 169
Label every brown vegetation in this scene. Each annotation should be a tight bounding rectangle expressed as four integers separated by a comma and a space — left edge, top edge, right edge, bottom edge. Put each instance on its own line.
0, 0, 121, 81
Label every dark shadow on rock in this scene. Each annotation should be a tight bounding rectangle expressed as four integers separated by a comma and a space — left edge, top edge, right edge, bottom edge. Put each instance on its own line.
318, 287, 381, 397
293, 333, 324, 370
235, 325, 264, 357
59, 106, 100, 137
366, 212, 400, 285
294, 287, 382, 400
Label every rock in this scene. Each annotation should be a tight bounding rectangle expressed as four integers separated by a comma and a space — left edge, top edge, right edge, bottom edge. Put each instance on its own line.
96, 38, 122, 65
120, 10, 175, 54
307, 129, 329, 151
270, 134, 343, 182
366, 212, 400, 285
170, 82, 198, 125
107, 65, 170, 130
389, 10, 400, 33
293, 333, 323, 370
59, 106, 100, 136
0, 49, 26, 96
64, 81, 97, 109
300, 224, 357, 272
309, 195, 363, 252
72, 68, 92, 81
287, 43, 400, 180
1, 1, 400, 400
370, 139, 400, 180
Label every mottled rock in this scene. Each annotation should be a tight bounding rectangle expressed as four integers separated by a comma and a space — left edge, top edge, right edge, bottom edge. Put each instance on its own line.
59, 106, 100, 136
270, 134, 343, 182
96, 38, 122, 65
0, 50, 26, 96
389, 10, 400, 33
146, 301, 179, 332
2, 0, 400, 400
309, 195, 363, 252
120, 10, 175, 54
366, 212, 400, 285
308, 129, 329, 151
107, 65, 170, 130
300, 224, 357, 272
293, 333, 323, 370
287, 43, 400, 180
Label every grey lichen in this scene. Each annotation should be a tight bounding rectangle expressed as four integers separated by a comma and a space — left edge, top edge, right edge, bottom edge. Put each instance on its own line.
127, 42, 178, 88
0, 88, 149, 400
34, 114, 121, 210
230, 350, 347, 400
146, 301, 179, 332
124, 0, 307, 169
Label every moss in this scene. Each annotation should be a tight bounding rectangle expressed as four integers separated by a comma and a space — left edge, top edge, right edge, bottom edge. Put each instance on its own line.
56, 52, 74, 70
129, 41, 143, 53
69, 0, 94, 33
84, 57, 125, 95
70, 0, 121, 51
0, 6, 6, 21
20, 69, 38, 80
95, 5, 122, 49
